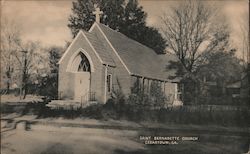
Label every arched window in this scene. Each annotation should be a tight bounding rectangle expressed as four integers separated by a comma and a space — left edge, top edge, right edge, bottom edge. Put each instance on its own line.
78, 52, 91, 72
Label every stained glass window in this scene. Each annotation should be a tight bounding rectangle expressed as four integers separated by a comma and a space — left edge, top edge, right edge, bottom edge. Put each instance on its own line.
78, 52, 91, 72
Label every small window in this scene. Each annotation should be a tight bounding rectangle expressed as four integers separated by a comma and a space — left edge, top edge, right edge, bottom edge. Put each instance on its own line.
107, 74, 112, 93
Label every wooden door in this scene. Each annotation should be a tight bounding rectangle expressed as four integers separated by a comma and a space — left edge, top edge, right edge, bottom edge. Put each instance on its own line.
74, 73, 90, 103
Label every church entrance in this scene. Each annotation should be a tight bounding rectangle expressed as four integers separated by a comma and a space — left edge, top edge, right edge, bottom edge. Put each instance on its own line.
74, 73, 90, 102
72, 52, 91, 102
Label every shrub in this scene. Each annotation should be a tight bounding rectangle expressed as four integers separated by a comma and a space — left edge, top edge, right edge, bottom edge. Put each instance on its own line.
149, 81, 166, 108
128, 80, 166, 110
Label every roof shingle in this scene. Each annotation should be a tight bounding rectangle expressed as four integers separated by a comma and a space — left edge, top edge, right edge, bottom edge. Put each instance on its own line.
83, 31, 115, 66
94, 23, 180, 82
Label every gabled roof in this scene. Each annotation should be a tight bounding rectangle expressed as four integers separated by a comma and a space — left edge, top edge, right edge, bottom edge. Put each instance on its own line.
94, 23, 180, 82
83, 31, 115, 66
58, 30, 115, 66
60, 22, 181, 82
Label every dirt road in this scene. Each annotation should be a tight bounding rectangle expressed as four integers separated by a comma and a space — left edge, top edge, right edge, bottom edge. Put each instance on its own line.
1, 122, 249, 154
1, 125, 144, 154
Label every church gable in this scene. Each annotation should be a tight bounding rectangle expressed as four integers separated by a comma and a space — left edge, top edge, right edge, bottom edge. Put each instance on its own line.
58, 30, 110, 103
58, 31, 103, 69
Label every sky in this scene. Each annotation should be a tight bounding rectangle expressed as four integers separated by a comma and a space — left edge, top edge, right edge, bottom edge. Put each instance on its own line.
1, 0, 249, 57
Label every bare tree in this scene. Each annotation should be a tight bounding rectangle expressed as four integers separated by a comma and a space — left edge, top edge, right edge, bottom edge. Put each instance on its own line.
160, 1, 238, 104
14, 41, 49, 99
161, 1, 231, 78
0, 18, 21, 93
1, 18, 49, 98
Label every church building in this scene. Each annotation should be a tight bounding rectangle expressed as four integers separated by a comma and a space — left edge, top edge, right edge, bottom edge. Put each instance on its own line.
57, 8, 183, 107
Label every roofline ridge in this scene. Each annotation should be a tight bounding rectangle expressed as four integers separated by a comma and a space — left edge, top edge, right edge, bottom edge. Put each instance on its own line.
95, 23, 131, 75
89, 22, 97, 32
80, 31, 104, 64
95, 23, 181, 82
90, 29, 116, 65
97, 23, 162, 56
58, 30, 84, 64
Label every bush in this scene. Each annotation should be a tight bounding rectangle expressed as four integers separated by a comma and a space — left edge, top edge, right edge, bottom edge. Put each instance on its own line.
3, 93, 248, 128
36, 74, 58, 100
1, 101, 47, 116
127, 80, 166, 110
88, 100, 249, 127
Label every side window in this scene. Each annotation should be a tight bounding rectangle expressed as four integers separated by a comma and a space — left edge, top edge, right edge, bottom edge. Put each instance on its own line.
131, 77, 140, 94
177, 83, 183, 100
177, 83, 182, 92
107, 74, 112, 93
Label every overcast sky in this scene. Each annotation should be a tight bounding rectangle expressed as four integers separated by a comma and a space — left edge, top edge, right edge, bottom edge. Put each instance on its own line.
1, 0, 249, 57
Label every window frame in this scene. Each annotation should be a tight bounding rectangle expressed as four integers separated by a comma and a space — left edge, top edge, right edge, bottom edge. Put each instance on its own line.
107, 74, 112, 93
78, 52, 91, 72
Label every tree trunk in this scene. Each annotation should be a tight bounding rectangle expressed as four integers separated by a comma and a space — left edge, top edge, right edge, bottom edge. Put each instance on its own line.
195, 82, 199, 104
6, 80, 10, 94
6, 66, 11, 94
23, 84, 27, 99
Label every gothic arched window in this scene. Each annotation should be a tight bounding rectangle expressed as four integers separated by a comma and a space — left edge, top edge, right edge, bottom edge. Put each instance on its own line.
78, 52, 91, 72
